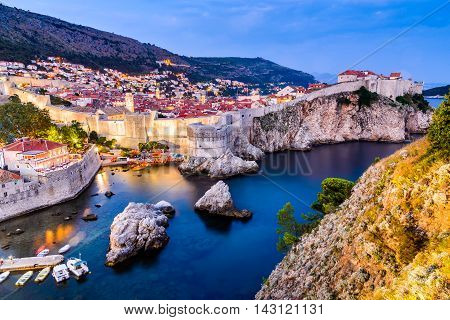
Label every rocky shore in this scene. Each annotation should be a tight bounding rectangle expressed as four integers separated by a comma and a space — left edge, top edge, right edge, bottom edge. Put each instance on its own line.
105, 202, 174, 266
251, 92, 432, 152
195, 181, 252, 219
179, 149, 259, 178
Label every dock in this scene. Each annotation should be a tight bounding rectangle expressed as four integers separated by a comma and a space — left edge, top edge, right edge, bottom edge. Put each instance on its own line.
0, 255, 64, 272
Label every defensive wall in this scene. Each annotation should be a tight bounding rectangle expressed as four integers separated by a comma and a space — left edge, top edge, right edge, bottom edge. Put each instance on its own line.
0, 145, 101, 221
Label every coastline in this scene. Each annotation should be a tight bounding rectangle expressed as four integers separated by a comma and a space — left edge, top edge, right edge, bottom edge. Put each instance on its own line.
0, 146, 101, 222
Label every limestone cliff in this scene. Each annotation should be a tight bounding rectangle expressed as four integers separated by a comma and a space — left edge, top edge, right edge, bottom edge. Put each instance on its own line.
251, 92, 432, 152
256, 139, 449, 299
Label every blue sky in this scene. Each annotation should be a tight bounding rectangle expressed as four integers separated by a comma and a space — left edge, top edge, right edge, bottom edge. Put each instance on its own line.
6, 0, 450, 83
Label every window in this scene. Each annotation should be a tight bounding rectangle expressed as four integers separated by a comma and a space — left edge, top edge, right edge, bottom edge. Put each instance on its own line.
3, 192, 7, 197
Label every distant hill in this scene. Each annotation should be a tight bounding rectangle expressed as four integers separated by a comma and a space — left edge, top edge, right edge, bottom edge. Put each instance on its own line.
0, 4, 315, 87
423, 85, 450, 97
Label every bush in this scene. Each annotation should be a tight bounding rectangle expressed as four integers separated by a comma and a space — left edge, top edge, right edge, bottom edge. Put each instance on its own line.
427, 94, 450, 157
311, 178, 355, 214
396, 93, 431, 112
50, 95, 72, 107
356, 86, 378, 107
337, 96, 351, 106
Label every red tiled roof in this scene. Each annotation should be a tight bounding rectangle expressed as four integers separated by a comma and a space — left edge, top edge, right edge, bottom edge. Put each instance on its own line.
339, 70, 378, 77
4, 138, 66, 152
390, 72, 401, 78
0, 169, 21, 184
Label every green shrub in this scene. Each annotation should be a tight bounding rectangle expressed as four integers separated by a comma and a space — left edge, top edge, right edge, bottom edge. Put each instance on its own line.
396, 93, 431, 112
311, 178, 355, 214
356, 86, 379, 107
50, 95, 72, 107
427, 94, 450, 157
337, 96, 351, 106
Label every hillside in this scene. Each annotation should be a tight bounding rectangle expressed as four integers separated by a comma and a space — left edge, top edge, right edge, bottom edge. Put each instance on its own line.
0, 4, 314, 87
423, 85, 450, 97
256, 138, 449, 299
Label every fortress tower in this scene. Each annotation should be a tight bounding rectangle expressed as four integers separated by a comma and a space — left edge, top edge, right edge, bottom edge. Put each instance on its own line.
125, 92, 134, 113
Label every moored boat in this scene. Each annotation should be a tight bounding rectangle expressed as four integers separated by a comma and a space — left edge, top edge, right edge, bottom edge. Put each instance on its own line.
66, 257, 89, 279
34, 267, 51, 283
58, 244, 71, 254
0, 271, 10, 284
35, 245, 46, 255
52, 264, 70, 283
15, 271, 33, 286
37, 249, 50, 257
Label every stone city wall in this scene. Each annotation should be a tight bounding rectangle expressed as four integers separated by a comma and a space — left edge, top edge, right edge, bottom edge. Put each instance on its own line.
0, 146, 101, 221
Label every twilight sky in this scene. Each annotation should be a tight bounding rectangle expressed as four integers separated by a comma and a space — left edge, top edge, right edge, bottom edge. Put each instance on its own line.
6, 0, 450, 83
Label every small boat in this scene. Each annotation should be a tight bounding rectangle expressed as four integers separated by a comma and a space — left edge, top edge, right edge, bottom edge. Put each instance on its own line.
0, 271, 10, 284
66, 256, 89, 279
52, 264, 70, 283
34, 267, 51, 283
37, 249, 50, 257
58, 244, 71, 254
35, 245, 46, 255
15, 271, 33, 286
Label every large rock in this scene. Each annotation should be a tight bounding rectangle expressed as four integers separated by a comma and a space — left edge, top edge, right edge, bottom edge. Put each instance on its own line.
106, 202, 170, 266
251, 92, 432, 152
179, 149, 259, 178
232, 130, 265, 160
194, 181, 252, 219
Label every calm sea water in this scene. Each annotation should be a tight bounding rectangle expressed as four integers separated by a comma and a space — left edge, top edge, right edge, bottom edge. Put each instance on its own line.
426, 98, 444, 108
0, 141, 409, 300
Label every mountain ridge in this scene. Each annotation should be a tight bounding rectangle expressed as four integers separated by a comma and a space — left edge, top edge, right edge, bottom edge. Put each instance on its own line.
0, 4, 315, 87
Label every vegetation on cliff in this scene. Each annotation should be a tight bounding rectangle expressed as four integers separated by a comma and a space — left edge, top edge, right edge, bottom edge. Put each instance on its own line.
276, 177, 354, 252
396, 93, 432, 112
258, 97, 449, 300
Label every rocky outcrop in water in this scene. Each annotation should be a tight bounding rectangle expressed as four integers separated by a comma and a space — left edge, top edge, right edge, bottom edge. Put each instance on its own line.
251, 92, 432, 152
195, 181, 252, 219
106, 202, 170, 266
179, 149, 259, 178
256, 139, 449, 300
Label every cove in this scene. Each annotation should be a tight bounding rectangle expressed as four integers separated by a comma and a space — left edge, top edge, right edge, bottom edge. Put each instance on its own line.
0, 140, 409, 299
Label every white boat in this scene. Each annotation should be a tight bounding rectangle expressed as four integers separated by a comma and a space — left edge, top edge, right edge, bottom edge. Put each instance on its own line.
58, 244, 71, 254
66, 257, 89, 278
34, 267, 51, 283
52, 264, 70, 283
0, 271, 10, 284
36, 249, 50, 257
15, 271, 33, 286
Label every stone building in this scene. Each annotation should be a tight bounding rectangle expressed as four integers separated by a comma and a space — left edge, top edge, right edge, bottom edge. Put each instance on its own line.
1, 138, 69, 178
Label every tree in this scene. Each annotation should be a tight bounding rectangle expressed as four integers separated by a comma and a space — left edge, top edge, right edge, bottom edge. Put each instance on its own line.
44, 121, 88, 152
311, 178, 355, 214
0, 100, 52, 144
88, 131, 99, 143
276, 203, 321, 252
427, 93, 450, 157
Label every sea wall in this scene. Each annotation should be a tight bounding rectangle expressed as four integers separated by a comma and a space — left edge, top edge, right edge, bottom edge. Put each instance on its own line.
0, 146, 101, 221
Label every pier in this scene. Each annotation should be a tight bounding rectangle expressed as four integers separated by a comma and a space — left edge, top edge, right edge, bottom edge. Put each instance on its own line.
0, 255, 64, 272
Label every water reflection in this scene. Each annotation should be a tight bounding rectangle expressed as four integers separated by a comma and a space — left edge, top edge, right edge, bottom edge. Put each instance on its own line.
0, 141, 409, 299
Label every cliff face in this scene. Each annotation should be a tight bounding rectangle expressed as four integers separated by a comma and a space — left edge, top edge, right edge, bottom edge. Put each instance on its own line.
251, 92, 432, 152
256, 138, 449, 299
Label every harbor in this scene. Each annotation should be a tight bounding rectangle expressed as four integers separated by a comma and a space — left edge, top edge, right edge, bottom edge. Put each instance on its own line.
0, 255, 64, 272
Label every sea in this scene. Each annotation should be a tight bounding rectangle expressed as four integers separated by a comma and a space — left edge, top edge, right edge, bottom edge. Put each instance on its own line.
0, 141, 411, 299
